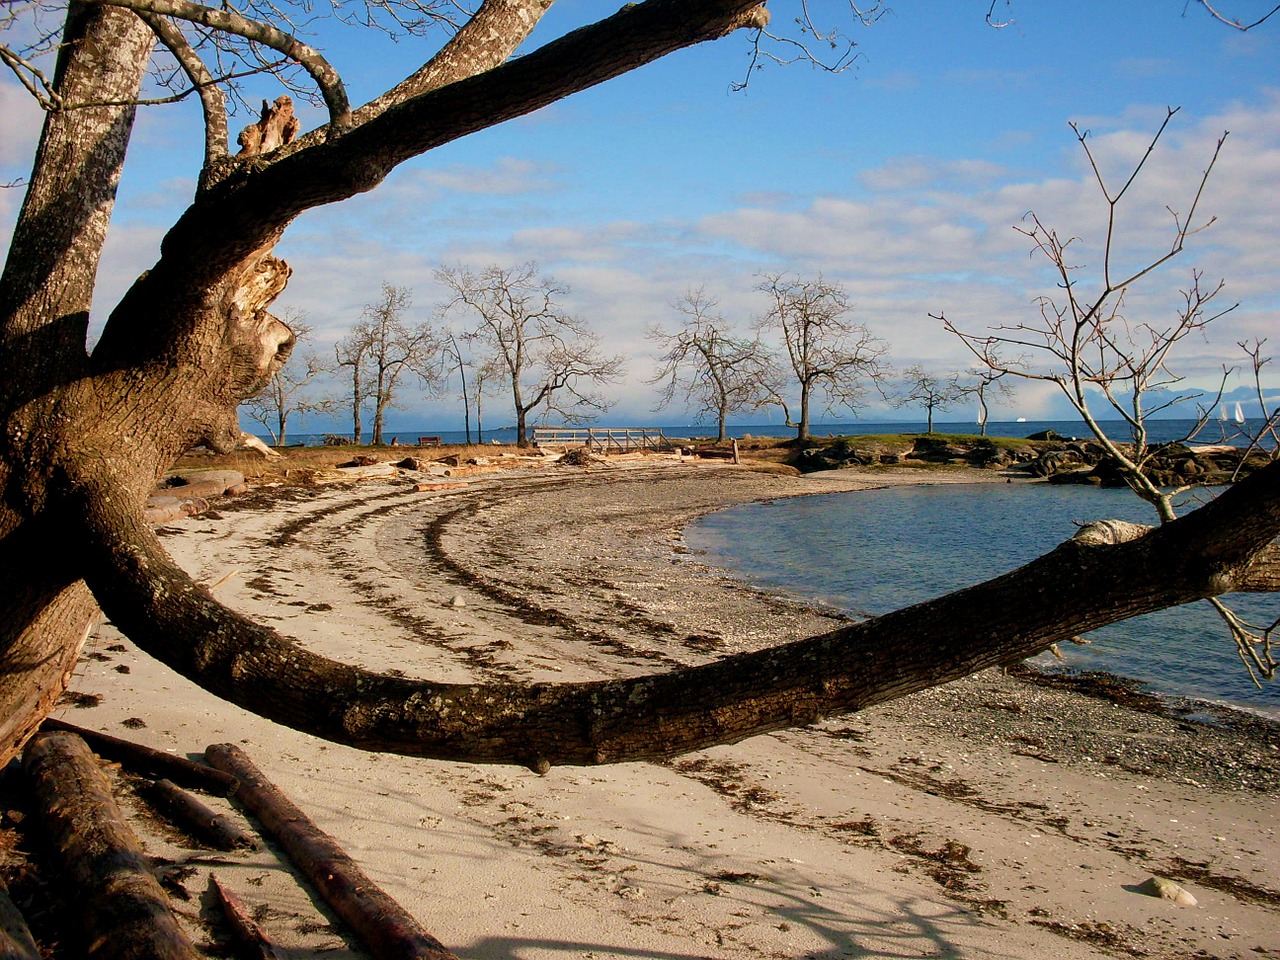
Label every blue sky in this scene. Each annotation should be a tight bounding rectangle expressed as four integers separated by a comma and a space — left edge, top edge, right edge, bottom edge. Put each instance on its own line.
2, 1, 1278, 433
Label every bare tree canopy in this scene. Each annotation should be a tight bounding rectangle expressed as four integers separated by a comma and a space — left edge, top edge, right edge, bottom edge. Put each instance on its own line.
892, 365, 964, 434
435, 262, 624, 446
649, 288, 776, 444
755, 273, 890, 441
343, 283, 441, 446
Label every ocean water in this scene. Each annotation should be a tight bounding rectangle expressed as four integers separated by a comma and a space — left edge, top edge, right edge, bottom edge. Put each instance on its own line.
686, 482, 1280, 718
263, 417, 1259, 448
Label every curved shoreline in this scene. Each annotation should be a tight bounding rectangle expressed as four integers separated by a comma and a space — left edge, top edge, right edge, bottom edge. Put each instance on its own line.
50, 459, 1280, 959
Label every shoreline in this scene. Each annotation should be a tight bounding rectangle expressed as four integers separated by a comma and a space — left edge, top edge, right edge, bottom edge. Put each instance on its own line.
30, 458, 1280, 958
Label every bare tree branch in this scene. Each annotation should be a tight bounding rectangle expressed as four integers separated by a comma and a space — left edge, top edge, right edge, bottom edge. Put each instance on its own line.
134, 10, 229, 165
96, 0, 352, 132
1188, 0, 1280, 30
0, 41, 60, 109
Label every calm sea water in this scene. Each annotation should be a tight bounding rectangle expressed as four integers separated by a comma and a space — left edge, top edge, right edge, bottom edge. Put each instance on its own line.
265, 417, 1258, 448
686, 483, 1280, 718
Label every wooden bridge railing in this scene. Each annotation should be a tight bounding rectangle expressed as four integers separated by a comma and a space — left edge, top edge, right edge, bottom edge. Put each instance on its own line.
531, 426, 673, 453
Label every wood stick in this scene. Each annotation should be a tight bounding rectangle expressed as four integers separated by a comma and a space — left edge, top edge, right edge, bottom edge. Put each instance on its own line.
208, 875, 285, 960
23, 731, 201, 960
40, 718, 238, 795
136, 778, 258, 851
205, 743, 457, 960
0, 881, 40, 960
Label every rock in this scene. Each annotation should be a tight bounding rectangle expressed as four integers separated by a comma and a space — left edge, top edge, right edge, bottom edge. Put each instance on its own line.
395, 456, 421, 470
1026, 430, 1062, 441
1135, 876, 1197, 906
449, 595, 466, 608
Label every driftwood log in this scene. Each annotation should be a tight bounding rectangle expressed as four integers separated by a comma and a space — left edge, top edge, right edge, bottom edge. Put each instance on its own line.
136, 778, 258, 851
40, 718, 238, 795
0, 881, 39, 960
208, 875, 285, 960
205, 743, 457, 960
23, 731, 200, 960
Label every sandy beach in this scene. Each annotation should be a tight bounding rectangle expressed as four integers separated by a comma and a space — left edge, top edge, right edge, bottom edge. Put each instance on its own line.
39, 456, 1280, 958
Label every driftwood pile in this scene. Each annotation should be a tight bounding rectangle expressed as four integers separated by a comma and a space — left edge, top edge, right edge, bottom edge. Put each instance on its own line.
1, 719, 456, 959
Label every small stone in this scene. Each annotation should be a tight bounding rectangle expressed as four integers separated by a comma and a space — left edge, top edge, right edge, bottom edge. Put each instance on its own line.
1135, 876, 1198, 906
449, 595, 466, 608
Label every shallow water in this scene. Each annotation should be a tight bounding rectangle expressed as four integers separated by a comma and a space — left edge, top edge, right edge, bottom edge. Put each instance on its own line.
686, 482, 1280, 718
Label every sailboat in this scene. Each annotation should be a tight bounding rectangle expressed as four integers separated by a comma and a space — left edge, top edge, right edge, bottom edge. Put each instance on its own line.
1235, 402, 1246, 424
1219, 404, 1230, 422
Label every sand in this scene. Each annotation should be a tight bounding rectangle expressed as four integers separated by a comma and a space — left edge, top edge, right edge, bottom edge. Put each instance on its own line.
40, 455, 1280, 958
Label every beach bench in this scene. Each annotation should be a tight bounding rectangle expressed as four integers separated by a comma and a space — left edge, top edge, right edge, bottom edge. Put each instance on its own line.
417, 436, 442, 447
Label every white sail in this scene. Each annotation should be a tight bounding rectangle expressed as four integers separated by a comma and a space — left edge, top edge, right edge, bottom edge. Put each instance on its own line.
1235, 402, 1246, 423
1219, 404, 1229, 421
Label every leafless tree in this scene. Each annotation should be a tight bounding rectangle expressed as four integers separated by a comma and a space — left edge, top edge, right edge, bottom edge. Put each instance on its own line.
0, 0, 1277, 795
648, 288, 777, 443
436, 263, 624, 446
943, 109, 1277, 683
335, 326, 371, 445
344, 283, 441, 445
957, 365, 1017, 437
756, 274, 889, 441
241, 319, 336, 445
893, 366, 965, 434
944, 109, 1236, 522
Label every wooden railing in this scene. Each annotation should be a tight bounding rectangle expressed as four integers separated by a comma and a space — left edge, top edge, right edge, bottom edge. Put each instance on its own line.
531, 426, 673, 452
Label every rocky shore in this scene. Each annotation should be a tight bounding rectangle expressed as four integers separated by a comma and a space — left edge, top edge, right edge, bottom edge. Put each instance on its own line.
12, 456, 1280, 959
789, 431, 1271, 487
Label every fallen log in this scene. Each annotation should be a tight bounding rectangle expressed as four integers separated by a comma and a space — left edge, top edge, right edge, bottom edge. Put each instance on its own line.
208, 875, 285, 960
0, 881, 39, 960
40, 718, 238, 795
23, 732, 200, 960
136, 779, 258, 851
205, 743, 457, 960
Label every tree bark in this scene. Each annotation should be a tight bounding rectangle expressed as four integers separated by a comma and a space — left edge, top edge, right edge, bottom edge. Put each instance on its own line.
208, 875, 286, 960
40, 717, 240, 794
0, 882, 39, 960
136, 778, 258, 851
0, 3, 155, 766
23, 732, 201, 960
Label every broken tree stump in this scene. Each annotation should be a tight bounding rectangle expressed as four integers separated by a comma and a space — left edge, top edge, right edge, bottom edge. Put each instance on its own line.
205, 743, 457, 960
40, 718, 238, 795
208, 875, 285, 960
23, 731, 200, 960
136, 778, 258, 852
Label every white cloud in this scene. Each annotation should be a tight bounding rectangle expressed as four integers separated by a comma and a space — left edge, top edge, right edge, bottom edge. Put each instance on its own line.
417, 157, 561, 195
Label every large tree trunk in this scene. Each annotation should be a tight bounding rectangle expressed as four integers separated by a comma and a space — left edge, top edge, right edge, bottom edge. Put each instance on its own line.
0, 3, 155, 764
